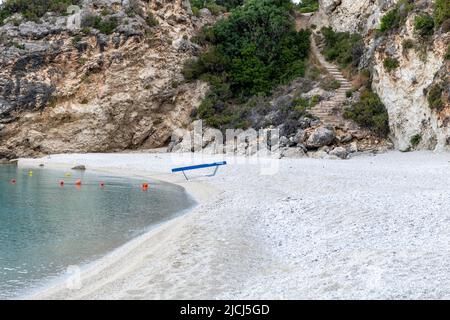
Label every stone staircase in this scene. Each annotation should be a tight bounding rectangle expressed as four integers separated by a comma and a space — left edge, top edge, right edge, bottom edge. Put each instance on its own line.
309, 35, 353, 128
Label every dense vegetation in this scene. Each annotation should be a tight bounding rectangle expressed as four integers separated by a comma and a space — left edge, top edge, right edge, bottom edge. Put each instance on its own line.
414, 13, 435, 38
320, 27, 364, 72
379, 0, 414, 33
344, 89, 390, 137
410, 134, 422, 148
295, 0, 319, 13
0, 0, 80, 25
428, 83, 444, 111
383, 57, 399, 72
434, 0, 450, 27
184, 0, 311, 129
380, 0, 449, 35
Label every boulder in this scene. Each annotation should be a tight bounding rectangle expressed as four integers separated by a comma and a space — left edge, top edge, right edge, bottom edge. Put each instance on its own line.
308, 150, 329, 159
71, 165, 86, 171
292, 129, 307, 144
279, 136, 289, 147
199, 8, 212, 18
347, 142, 358, 153
280, 147, 307, 159
338, 133, 353, 143
329, 147, 348, 159
306, 127, 336, 148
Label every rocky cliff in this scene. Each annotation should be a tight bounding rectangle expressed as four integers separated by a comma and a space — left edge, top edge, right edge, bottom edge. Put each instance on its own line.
0, 0, 212, 159
315, 0, 450, 151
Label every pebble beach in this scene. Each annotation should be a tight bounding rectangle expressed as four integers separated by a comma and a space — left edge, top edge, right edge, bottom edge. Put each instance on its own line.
19, 151, 450, 299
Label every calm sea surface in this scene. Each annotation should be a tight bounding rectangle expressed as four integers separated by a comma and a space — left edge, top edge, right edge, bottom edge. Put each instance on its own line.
0, 165, 195, 299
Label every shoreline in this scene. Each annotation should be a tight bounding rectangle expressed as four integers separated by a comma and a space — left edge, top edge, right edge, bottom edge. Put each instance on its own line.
18, 157, 220, 300
11, 151, 450, 299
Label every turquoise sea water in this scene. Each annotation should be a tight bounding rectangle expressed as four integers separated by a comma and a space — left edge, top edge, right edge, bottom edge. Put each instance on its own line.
0, 165, 195, 299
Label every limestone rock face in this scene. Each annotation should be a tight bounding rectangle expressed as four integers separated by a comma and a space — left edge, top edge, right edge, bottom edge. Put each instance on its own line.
0, 0, 212, 159
315, 0, 397, 34
372, 17, 449, 151
315, 0, 450, 151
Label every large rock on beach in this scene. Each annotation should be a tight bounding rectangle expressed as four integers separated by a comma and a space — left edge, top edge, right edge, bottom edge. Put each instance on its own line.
306, 127, 336, 148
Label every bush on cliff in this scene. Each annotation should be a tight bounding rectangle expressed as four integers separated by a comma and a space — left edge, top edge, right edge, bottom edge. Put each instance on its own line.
414, 13, 435, 38
295, 0, 319, 13
383, 57, 399, 72
379, 0, 414, 33
320, 27, 364, 70
434, 0, 450, 27
0, 0, 81, 25
344, 89, 390, 137
428, 83, 444, 111
184, 0, 310, 129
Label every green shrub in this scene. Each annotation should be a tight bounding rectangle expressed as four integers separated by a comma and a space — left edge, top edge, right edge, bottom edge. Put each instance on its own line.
320, 77, 341, 91
295, 0, 319, 13
445, 44, 450, 60
402, 39, 415, 50
92, 16, 118, 35
146, 13, 159, 27
183, 0, 309, 129
320, 27, 364, 70
379, 1, 414, 33
344, 89, 390, 137
414, 14, 435, 37
190, 26, 215, 46
10, 41, 25, 49
428, 83, 444, 111
0, 0, 80, 25
434, 0, 450, 26
380, 8, 400, 32
346, 90, 353, 98
310, 95, 320, 107
71, 34, 82, 45
383, 57, 399, 72
410, 134, 422, 147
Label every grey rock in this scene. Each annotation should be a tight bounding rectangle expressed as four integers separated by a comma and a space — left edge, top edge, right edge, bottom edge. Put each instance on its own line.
280, 147, 307, 159
310, 119, 321, 127
293, 129, 307, 144
339, 133, 353, 143
297, 144, 307, 152
308, 150, 329, 159
306, 127, 336, 148
298, 118, 311, 129
116, 24, 144, 38
347, 142, 358, 153
71, 165, 86, 171
329, 147, 348, 159
279, 136, 290, 147
19, 21, 61, 39
199, 8, 212, 18
318, 146, 331, 153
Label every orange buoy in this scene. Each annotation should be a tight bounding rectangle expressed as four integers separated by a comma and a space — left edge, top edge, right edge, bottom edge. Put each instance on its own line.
142, 182, 149, 191
75, 179, 82, 186
100, 182, 105, 188
59, 180, 65, 187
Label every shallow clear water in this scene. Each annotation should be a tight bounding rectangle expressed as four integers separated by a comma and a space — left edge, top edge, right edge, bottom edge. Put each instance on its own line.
0, 165, 195, 299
